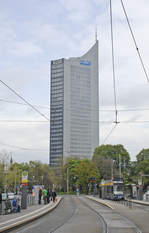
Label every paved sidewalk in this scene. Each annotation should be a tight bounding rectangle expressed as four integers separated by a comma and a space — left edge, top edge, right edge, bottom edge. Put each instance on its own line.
87, 196, 149, 233
0, 197, 61, 232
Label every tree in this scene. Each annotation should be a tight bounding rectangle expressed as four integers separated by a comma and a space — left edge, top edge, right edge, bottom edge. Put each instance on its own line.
42, 164, 57, 189
75, 159, 100, 194
136, 149, 149, 162
7, 163, 22, 193
92, 144, 130, 181
64, 158, 100, 194
0, 150, 12, 192
135, 149, 149, 190
24, 161, 57, 191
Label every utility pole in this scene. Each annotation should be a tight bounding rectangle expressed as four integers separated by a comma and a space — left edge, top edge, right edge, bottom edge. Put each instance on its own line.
4, 163, 8, 193
111, 159, 115, 181
67, 167, 69, 194
111, 160, 114, 181
42, 176, 43, 186
14, 166, 17, 193
119, 155, 122, 178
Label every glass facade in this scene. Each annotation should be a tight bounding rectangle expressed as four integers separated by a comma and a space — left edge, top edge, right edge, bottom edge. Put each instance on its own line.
50, 59, 64, 167
50, 41, 99, 167
69, 65, 91, 157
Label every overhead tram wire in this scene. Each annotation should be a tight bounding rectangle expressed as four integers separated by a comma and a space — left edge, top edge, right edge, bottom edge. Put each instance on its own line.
2, 98, 149, 112
0, 80, 50, 121
120, 0, 149, 83
66, 104, 149, 112
101, 0, 149, 144
0, 120, 48, 123
101, 118, 149, 144
120, 120, 149, 124
0, 141, 48, 151
102, 123, 118, 144
109, 0, 119, 125
0, 98, 49, 109
100, 0, 120, 144
65, 107, 149, 112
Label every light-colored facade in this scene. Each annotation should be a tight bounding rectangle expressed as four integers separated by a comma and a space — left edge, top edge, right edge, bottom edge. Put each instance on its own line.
50, 41, 99, 167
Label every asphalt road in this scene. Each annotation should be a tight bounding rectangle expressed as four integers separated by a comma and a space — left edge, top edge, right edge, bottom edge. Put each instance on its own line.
11, 196, 104, 233
10, 196, 144, 233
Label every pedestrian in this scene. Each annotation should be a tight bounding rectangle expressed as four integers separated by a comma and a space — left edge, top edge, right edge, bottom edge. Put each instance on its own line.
12, 196, 21, 213
38, 188, 42, 204
76, 188, 80, 196
0, 191, 2, 215
47, 188, 51, 204
49, 190, 53, 201
42, 188, 47, 204
17, 196, 21, 212
52, 190, 57, 202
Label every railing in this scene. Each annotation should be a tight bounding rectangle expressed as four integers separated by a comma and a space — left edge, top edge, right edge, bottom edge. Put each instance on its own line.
0, 194, 37, 215
27, 194, 36, 206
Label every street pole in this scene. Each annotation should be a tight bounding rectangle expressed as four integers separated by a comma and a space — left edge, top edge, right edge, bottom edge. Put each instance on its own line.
67, 167, 69, 194
42, 176, 43, 186
111, 159, 114, 181
4, 163, 8, 193
14, 166, 17, 194
119, 155, 122, 178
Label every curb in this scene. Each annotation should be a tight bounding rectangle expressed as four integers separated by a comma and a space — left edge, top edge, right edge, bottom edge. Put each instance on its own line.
0, 197, 62, 232
86, 196, 114, 209
125, 198, 149, 206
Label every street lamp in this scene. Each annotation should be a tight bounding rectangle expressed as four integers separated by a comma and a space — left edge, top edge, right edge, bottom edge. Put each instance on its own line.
41, 176, 43, 186
4, 163, 8, 193
119, 154, 122, 179
111, 159, 115, 181
67, 167, 69, 194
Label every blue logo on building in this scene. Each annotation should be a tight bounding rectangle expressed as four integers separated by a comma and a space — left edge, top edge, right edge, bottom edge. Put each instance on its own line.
80, 60, 91, 66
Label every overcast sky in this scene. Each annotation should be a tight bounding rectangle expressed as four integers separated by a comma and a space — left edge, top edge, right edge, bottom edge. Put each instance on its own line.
0, 0, 149, 163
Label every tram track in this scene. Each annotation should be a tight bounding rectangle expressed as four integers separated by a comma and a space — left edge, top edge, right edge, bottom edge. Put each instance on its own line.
13, 196, 105, 233
11, 196, 144, 233
78, 197, 107, 233
11, 196, 78, 233
85, 196, 142, 233
49, 196, 77, 233
50, 196, 107, 233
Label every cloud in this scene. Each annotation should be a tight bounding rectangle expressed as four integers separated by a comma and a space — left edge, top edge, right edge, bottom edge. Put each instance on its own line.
10, 41, 43, 56
0, 0, 149, 163
0, 118, 49, 163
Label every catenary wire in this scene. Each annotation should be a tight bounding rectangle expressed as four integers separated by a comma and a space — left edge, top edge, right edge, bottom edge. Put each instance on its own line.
1, 121, 147, 152
0, 120, 48, 123
120, 120, 149, 123
0, 80, 50, 121
0, 141, 48, 151
109, 0, 118, 123
120, 0, 149, 82
66, 107, 149, 112
100, 0, 149, 143
2, 98, 149, 112
51, 119, 149, 124
102, 123, 118, 144
0, 98, 49, 109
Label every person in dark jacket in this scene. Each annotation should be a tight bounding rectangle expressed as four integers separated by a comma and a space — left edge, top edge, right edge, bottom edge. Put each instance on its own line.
0, 191, 2, 215
38, 188, 42, 204
52, 190, 57, 202
47, 188, 50, 204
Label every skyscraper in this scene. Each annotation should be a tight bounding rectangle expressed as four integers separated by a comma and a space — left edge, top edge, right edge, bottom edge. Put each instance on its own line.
50, 41, 99, 167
